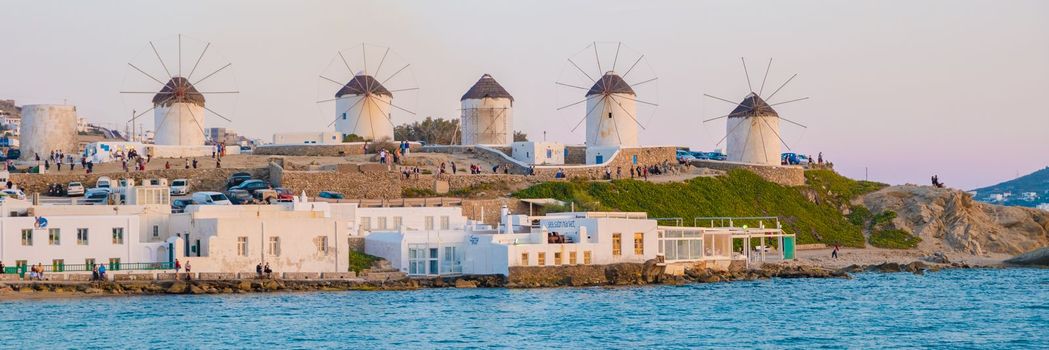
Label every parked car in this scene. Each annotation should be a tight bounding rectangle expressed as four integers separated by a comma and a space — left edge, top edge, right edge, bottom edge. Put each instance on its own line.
318, 191, 344, 199
66, 182, 85, 196
694, 152, 726, 161
171, 199, 192, 213
252, 189, 279, 203
191, 191, 232, 205
781, 152, 810, 165
83, 188, 112, 205
229, 179, 271, 194
1, 188, 26, 200
95, 176, 113, 190
226, 172, 253, 189
170, 179, 190, 195
274, 187, 295, 202
676, 150, 697, 164
225, 189, 254, 205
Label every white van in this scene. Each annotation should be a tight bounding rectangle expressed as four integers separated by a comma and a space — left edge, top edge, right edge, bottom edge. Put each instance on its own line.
170, 179, 189, 195
95, 176, 113, 190
191, 191, 232, 205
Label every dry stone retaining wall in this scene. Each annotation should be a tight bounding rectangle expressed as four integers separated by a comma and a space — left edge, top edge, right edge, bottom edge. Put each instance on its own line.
688, 159, 805, 186
10, 168, 269, 194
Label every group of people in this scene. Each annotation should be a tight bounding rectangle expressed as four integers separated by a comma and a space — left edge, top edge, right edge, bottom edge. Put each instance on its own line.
255, 262, 274, 278
36, 151, 90, 173
931, 175, 945, 188
91, 263, 108, 281
174, 259, 192, 280
378, 142, 413, 167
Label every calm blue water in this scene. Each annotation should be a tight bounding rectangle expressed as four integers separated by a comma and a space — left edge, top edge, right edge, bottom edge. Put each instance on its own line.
1, 268, 1047, 349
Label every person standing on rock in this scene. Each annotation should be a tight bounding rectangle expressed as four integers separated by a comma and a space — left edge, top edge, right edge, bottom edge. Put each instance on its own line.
832, 244, 839, 259
192, 159, 198, 169
185, 261, 192, 280
256, 263, 263, 278
263, 263, 272, 278
175, 259, 182, 273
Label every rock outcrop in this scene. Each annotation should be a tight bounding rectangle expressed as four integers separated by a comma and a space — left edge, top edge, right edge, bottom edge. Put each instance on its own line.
859, 185, 1049, 255
1005, 247, 1049, 266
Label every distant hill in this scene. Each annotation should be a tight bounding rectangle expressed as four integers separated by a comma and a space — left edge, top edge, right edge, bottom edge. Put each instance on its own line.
972, 166, 1049, 207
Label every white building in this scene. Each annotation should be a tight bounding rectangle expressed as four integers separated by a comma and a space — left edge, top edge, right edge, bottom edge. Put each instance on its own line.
19, 104, 78, 161
726, 93, 781, 166
511, 141, 565, 165
460, 74, 514, 145
585, 72, 639, 148
366, 209, 796, 277
334, 74, 394, 141
272, 131, 344, 145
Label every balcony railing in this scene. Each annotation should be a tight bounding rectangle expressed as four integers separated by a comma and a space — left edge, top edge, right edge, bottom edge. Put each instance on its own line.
2, 261, 174, 274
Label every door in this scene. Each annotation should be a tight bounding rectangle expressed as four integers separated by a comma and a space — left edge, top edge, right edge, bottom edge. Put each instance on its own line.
595, 155, 604, 164
428, 248, 439, 275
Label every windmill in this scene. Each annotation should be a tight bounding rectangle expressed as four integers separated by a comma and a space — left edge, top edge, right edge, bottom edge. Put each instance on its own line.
555, 42, 659, 148
460, 74, 514, 145
316, 44, 419, 141
120, 34, 238, 146
702, 58, 808, 165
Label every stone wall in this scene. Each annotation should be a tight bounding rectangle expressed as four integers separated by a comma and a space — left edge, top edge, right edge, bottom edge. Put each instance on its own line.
460, 198, 531, 225
10, 168, 269, 194
254, 143, 422, 157
689, 159, 805, 186
276, 167, 403, 199
507, 262, 664, 288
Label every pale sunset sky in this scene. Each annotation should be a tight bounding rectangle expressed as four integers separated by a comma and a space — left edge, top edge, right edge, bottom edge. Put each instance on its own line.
1, 0, 1046, 189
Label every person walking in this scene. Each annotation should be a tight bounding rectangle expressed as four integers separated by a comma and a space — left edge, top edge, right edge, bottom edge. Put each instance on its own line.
192, 159, 198, 169
832, 244, 839, 259
175, 259, 182, 273
451, 162, 457, 174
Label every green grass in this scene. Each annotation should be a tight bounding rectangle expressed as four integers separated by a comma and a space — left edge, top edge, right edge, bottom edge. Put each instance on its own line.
514, 169, 869, 247
869, 229, 922, 249
805, 169, 887, 208
348, 251, 380, 273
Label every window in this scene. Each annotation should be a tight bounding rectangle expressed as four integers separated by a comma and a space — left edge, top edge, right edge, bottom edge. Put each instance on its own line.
584, 251, 592, 264
440, 216, 450, 230
546, 149, 552, 158
634, 232, 644, 255
48, 228, 60, 245
393, 216, 403, 229
378, 217, 388, 230
77, 228, 89, 245
537, 252, 546, 266
152, 225, 160, 238
317, 236, 329, 254
52, 259, 65, 272
109, 258, 121, 271
342, 112, 347, 120
569, 251, 577, 265
268, 237, 281, 256
112, 228, 124, 244
85, 258, 96, 271
21, 229, 32, 246
237, 237, 249, 257
359, 217, 371, 231
424, 216, 434, 230
520, 253, 529, 266
554, 252, 562, 265
612, 233, 622, 256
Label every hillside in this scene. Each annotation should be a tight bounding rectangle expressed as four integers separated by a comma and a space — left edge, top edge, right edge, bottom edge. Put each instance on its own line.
859, 185, 1049, 255
972, 166, 1049, 207
514, 169, 887, 247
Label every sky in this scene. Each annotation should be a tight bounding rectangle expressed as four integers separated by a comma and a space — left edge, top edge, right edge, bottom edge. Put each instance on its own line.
1, 0, 1047, 189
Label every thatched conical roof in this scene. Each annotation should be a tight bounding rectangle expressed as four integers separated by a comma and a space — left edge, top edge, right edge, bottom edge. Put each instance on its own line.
335, 74, 392, 98
461, 74, 513, 102
729, 93, 778, 118
153, 77, 205, 107
586, 71, 635, 96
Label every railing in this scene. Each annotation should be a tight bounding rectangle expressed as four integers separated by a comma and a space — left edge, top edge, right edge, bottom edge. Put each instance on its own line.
693, 216, 782, 229
2, 262, 174, 274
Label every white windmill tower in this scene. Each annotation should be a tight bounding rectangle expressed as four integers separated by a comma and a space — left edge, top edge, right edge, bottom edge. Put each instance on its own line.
703, 58, 808, 165
317, 44, 419, 141
121, 35, 238, 146
460, 74, 514, 145
556, 42, 658, 149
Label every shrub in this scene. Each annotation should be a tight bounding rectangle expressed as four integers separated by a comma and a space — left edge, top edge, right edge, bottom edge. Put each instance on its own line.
402, 187, 437, 198
348, 251, 380, 273
342, 133, 366, 142
869, 229, 921, 249
847, 206, 873, 227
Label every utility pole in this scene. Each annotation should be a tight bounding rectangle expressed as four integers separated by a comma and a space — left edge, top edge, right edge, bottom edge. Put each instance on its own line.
131, 110, 136, 142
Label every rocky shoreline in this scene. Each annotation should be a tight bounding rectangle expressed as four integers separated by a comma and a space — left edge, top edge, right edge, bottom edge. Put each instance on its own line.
0, 260, 1005, 300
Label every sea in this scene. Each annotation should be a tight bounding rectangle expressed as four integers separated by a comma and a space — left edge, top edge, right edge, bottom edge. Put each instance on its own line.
1, 268, 1046, 349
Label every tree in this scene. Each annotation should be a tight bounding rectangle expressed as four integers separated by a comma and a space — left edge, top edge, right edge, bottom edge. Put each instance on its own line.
342, 133, 366, 142
513, 130, 528, 142
394, 116, 461, 145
